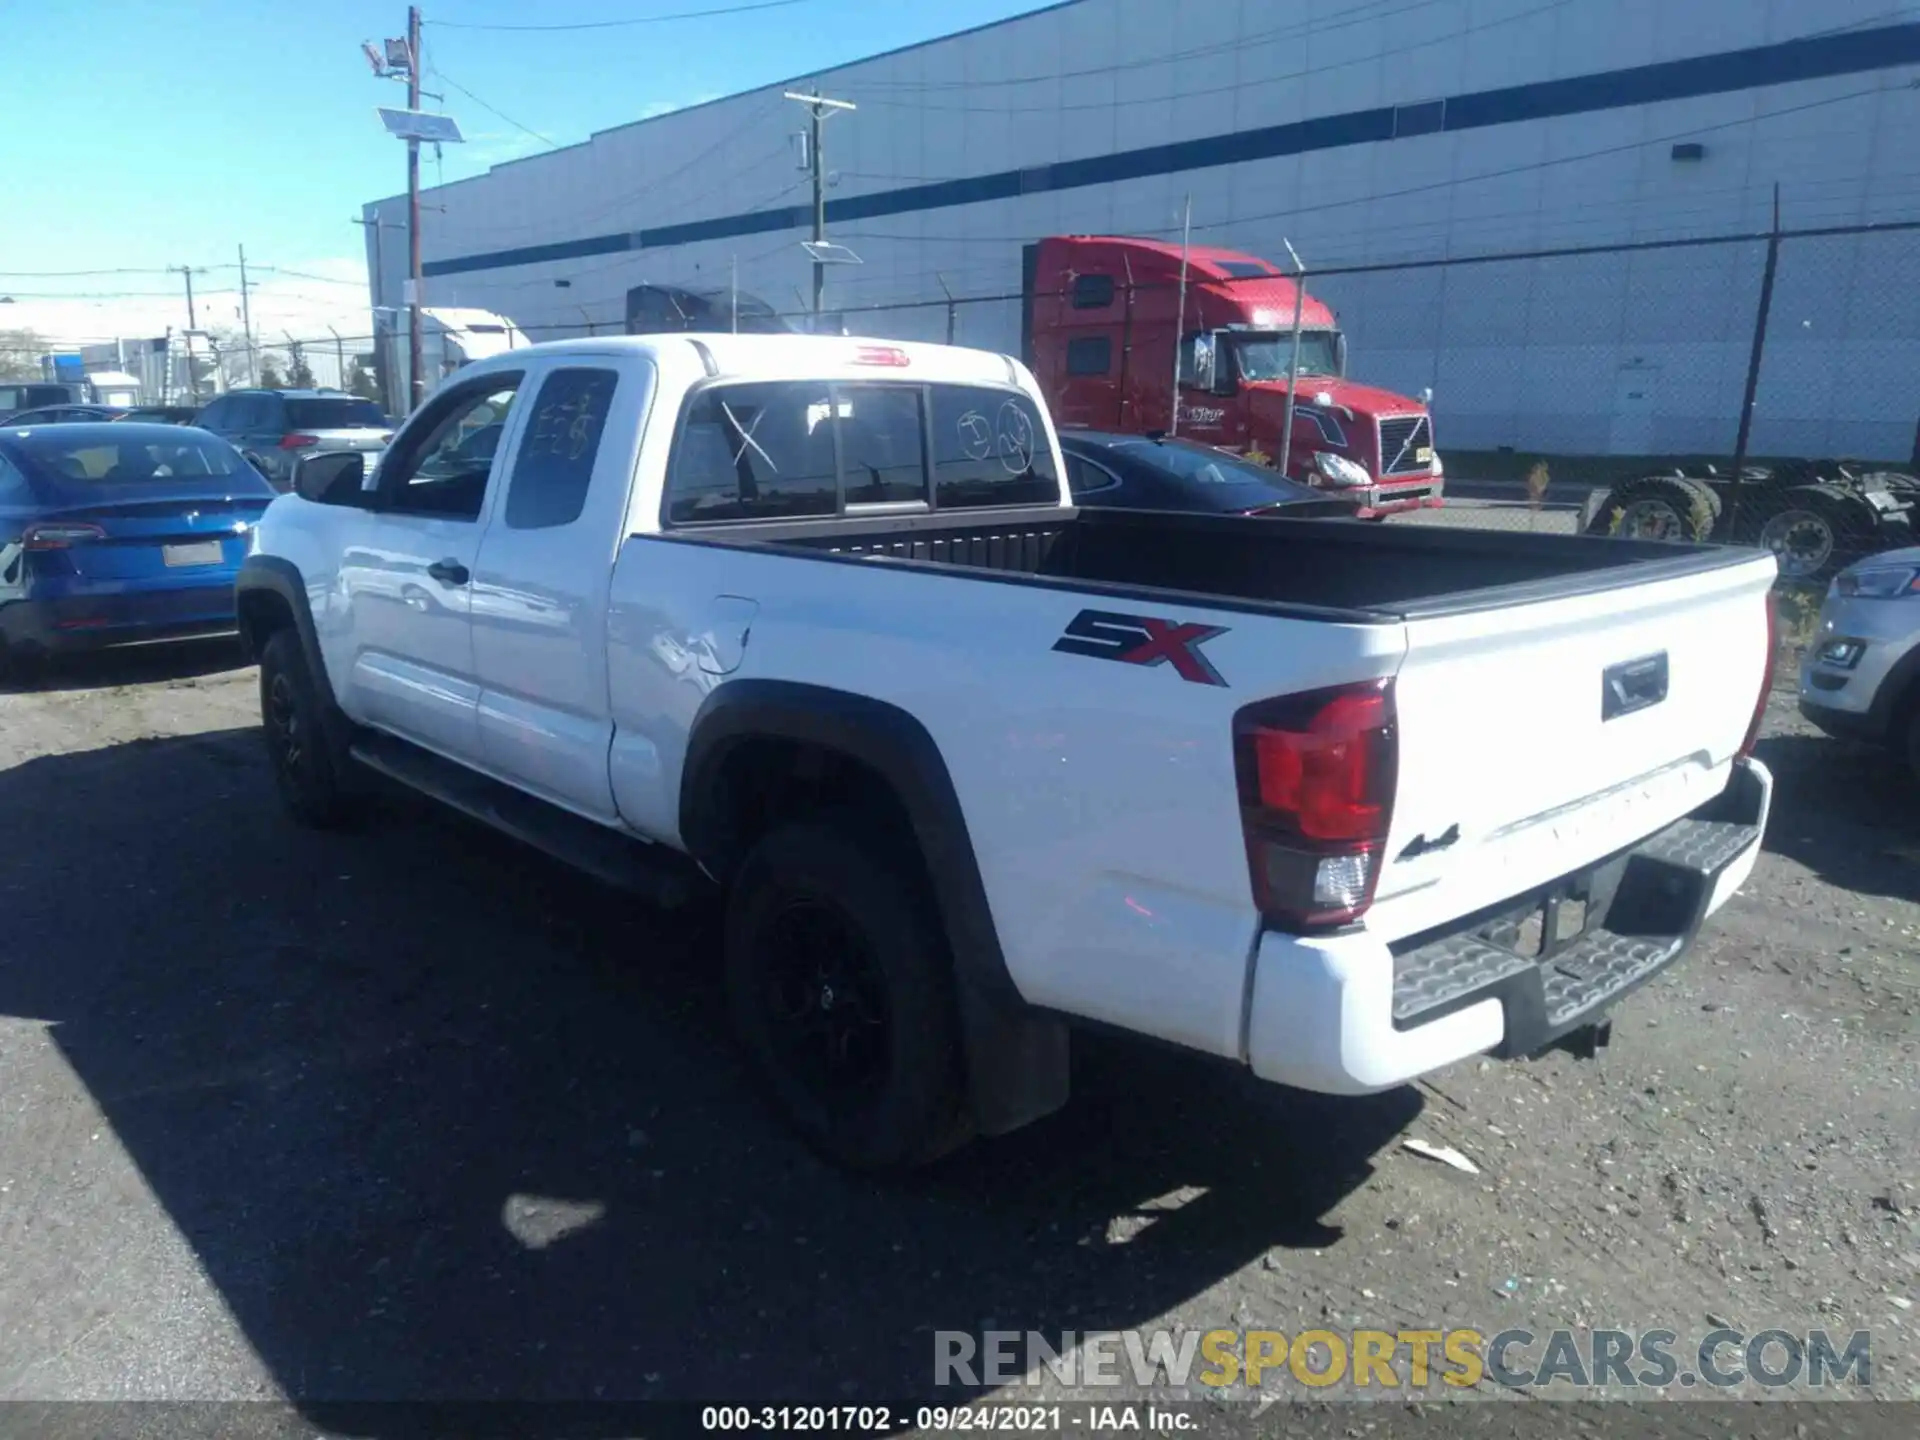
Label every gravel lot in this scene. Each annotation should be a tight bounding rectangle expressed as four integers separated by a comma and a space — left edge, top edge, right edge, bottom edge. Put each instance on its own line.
0, 638, 1914, 1414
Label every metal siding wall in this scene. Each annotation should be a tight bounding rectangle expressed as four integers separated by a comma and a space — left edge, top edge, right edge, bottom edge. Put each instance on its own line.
399, 0, 1920, 457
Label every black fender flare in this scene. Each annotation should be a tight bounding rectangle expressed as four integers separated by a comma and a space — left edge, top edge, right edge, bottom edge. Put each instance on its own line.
235, 555, 355, 755
682, 679, 1069, 1136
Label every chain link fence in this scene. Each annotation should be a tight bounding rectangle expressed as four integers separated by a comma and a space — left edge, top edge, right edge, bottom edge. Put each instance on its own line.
255, 217, 1920, 601
762, 218, 1916, 598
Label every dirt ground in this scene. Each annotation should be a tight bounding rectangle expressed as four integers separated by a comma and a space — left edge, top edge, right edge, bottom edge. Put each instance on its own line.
0, 638, 1914, 1418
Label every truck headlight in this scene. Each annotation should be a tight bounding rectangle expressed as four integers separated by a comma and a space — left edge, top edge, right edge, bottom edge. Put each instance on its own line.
1313, 451, 1372, 488
1833, 565, 1920, 598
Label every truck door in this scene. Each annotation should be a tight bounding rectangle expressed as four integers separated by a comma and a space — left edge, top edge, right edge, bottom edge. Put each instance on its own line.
1174, 334, 1246, 450
338, 370, 527, 759
469, 356, 653, 819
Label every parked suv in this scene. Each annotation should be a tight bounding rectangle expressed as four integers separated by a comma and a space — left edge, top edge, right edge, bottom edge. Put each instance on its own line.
1798, 546, 1920, 780
194, 389, 391, 490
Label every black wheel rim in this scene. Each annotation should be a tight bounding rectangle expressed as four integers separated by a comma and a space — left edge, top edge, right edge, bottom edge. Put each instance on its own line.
754, 898, 890, 1111
1758, 508, 1835, 578
267, 672, 303, 776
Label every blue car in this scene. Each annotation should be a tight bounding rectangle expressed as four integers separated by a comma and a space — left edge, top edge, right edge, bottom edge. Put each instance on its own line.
0, 422, 276, 670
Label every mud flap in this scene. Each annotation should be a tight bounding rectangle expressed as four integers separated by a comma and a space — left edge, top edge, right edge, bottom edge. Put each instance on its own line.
956, 979, 1070, 1137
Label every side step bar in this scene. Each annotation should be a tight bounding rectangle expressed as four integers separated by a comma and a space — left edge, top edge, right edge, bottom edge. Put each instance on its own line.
351, 733, 704, 909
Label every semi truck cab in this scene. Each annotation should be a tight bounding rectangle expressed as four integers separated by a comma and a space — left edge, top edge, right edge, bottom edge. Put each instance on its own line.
1023, 236, 1442, 517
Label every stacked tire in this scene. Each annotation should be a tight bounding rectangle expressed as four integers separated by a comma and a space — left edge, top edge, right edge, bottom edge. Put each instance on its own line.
1587, 475, 1719, 545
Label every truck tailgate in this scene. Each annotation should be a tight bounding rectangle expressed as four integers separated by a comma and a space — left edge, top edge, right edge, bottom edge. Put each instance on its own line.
1368, 553, 1775, 942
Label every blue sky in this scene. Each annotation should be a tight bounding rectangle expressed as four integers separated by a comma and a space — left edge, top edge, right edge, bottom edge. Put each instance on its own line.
0, 0, 1043, 333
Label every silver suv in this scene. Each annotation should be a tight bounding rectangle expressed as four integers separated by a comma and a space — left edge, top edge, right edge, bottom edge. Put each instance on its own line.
194, 389, 391, 491
1798, 545, 1920, 780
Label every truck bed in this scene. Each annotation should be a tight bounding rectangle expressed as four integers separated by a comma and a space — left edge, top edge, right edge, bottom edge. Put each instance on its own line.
715, 505, 1753, 619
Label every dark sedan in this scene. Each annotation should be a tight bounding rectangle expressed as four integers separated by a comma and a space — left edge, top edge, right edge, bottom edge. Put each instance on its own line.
0, 423, 277, 672
2, 404, 130, 426
1059, 429, 1363, 518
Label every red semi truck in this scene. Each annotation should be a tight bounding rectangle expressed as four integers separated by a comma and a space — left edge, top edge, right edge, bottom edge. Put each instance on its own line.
1021, 236, 1442, 517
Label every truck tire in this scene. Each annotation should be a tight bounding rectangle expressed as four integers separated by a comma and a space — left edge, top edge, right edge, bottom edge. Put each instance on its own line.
1754, 485, 1859, 583
1592, 476, 1717, 543
258, 628, 362, 828
725, 818, 973, 1171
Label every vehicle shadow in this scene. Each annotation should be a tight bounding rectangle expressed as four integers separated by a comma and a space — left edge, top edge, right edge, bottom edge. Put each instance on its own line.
1754, 730, 1920, 906
0, 635, 250, 695
0, 728, 1418, 1420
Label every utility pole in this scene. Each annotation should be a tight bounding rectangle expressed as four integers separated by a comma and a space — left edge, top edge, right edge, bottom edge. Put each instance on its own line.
169, 264, 205, 329
784, 90, 856, 323
1169, 196, 1191, 437
237, 245, 258, 385
1728, 182, 1784, 541
169, 265, 207, 403
406, 4, 425, 410
329, 326, 347, 389
1278, 238, 1306, 482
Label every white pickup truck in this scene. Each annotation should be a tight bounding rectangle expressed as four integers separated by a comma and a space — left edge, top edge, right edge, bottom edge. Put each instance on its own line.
238, 334, 1776, 1170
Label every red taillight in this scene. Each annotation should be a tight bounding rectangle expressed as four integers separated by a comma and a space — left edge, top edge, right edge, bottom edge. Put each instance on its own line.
851, 345, 910, 367
1234, 679, 1397, 929
23, 521, 107, 550
1738, 592, 1778, 759
279, 433, 321, 449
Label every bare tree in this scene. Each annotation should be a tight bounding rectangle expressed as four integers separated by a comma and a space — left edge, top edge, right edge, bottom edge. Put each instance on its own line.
0, 328, 48, 382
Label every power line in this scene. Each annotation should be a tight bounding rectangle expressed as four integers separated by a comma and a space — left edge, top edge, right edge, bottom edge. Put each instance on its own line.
0, 267, 174, 279
432, 65, 561, 150
427, 0, 819, 33
255, 266, 370, 288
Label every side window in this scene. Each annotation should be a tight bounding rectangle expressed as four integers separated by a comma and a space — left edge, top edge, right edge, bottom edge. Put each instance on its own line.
1177, 333, 1217, 390
1064, 454, 1120, 499
1066, 336, 1112, 377
502, 368, 618, 530
196, 398, 229, 429
229, 395, 266, 431
929, 384, 1059, 511
1071, 274, 1115, 309
666, 381, 838, 523
379, 375, 522, 521
837, 384, 926, 506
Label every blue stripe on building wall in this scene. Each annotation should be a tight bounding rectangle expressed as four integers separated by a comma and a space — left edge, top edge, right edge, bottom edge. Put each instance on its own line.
424, 21, 1920, 279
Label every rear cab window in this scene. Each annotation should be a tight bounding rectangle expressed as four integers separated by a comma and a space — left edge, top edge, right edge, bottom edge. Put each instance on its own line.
664, 380, 1057, 525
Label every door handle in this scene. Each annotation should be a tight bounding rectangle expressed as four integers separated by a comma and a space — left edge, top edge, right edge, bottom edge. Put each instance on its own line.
426, 559, 470, 586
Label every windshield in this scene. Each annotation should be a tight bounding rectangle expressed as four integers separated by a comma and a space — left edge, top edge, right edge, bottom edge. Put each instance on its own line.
10, 431, 270, 490
285, 398, 386, 429
1107, 438, 1322, 510
1231, 332, 1342, 381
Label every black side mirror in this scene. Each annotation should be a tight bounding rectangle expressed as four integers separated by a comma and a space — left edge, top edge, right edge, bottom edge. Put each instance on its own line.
293, 450, 367, 505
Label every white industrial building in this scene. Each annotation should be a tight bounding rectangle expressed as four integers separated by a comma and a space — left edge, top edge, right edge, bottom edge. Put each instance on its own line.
366, 0, 1920, 458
